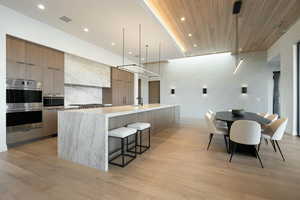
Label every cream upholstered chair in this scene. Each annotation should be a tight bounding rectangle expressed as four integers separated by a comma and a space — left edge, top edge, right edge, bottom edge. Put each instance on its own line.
258, 113, 269, 118
208, 110, 228, 129
205, 112, 229, 152
260, 118, 288, 161
229, 120, 263, 168
261, 114, 279, 144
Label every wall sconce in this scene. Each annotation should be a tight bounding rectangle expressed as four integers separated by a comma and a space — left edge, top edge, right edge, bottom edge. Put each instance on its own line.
241, 86, 247, 94
202, 87, 207, 95
171, 88, 175, 95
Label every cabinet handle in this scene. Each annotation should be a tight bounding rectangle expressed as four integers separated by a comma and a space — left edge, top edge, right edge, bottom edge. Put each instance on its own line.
16, 61, 25, 64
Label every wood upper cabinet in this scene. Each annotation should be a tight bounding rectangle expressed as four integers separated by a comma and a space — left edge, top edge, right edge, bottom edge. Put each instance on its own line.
45, 48, 64, 70
6, 36, 26, 63
26, 42, 43, 66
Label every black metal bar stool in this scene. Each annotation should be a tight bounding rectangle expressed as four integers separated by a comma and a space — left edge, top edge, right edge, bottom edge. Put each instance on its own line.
108, 127, 137, 167
127, 122, 151, 154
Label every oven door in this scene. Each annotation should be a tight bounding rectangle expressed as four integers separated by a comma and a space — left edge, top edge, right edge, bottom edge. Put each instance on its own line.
6, 110, 43, 127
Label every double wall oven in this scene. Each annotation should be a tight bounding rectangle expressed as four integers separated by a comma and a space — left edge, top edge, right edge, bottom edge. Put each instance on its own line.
6, 79, 43, 145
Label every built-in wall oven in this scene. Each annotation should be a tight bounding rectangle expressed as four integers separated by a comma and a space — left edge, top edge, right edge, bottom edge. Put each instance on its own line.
6, 79, 43, 145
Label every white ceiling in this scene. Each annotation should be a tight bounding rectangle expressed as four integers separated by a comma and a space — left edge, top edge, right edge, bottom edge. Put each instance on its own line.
0, 0, 183, 63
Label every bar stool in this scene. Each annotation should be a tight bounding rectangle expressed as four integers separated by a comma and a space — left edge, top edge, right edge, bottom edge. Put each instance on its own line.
127, 122, 151, 154
108, 127, 137, 167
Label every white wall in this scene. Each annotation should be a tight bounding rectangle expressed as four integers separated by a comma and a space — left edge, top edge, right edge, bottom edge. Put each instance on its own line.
267, 18, 300, 135
147, 52, 273, 124
0, 5, 134, 152
0, 30, 7, 152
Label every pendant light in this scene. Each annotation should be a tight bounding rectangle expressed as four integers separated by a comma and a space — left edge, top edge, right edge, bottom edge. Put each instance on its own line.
117, 25, 160, 78
233, 0, 243, 74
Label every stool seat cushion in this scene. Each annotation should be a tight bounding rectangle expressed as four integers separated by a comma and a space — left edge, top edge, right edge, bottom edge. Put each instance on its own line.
127, 122, 151, 131
108, 127, 137, 138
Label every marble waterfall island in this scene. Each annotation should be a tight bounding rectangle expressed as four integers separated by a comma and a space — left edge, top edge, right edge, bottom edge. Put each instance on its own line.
58, 104, 180, 171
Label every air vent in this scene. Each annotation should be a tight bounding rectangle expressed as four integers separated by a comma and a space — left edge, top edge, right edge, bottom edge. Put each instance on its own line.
59, 16, 72, 23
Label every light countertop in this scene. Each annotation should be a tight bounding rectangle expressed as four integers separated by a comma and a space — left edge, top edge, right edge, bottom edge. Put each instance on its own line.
58, 104, 178, 118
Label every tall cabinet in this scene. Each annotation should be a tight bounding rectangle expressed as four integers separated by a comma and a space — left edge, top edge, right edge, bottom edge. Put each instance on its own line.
103, 68, 134, 106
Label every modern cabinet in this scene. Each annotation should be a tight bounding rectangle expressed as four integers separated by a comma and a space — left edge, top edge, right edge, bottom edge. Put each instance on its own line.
43, 109, 58, 136
6, 36, 43, 82
103, 68, 134, 106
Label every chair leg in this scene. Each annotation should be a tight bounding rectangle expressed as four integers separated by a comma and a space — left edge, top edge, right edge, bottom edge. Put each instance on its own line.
254, 146, 264, 168
207, 133, 214, 150
258, 142, 261, 152
229, 142, 237, 162
264, 138, 268, 145
271, 140, 277, 152
275, 141, 286, 161
224, 135, 229, 153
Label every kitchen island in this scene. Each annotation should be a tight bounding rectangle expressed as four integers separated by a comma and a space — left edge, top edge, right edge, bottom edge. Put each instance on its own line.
58, 104, 180, 171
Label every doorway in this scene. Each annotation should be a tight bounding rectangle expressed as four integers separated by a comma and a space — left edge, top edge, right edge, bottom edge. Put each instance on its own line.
149, 81, 160, 104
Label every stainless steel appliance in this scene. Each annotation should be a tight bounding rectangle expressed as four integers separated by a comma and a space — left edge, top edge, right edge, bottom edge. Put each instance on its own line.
6, 79, 43, 145
43, 96, 64, 107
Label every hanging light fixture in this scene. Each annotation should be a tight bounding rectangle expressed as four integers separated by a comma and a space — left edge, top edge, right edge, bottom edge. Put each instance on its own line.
117, 25, 160, 78
233, 0, 243, 74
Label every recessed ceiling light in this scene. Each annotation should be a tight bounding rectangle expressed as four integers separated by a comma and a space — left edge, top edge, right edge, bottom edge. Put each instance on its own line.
128, 51, 132, 55
111, 42, 116, 46
180, 17, 185, 21
188, 33, 192, 37
83, 28, 89, 32
193, 44, 198, 47
37, 4, 45, 10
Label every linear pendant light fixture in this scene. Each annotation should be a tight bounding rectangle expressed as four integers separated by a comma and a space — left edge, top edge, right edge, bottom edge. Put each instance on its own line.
233, 0, 243, 74
117, 25, 160, 78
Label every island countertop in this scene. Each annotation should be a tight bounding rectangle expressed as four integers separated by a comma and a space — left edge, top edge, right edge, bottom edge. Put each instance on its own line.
58, 104, 180, 171
59, 104, 177, 118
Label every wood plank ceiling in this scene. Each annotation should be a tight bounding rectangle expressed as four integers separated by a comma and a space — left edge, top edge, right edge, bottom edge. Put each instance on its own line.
147, 0, 300, 56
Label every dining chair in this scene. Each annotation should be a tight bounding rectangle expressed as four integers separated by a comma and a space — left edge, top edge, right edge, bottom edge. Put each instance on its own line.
205, 112, 229, 152
258, 113, 269, 118
261, 114, 279, 145
229, 120, 263, 168
260, 118, 288, 161
208, 110, 228, 129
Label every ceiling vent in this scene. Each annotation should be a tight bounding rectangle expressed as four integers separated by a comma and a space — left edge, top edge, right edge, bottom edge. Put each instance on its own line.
59, 16, 72, 23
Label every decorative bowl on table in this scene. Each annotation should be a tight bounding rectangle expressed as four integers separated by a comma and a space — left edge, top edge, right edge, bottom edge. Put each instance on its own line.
232, 109, 245, 117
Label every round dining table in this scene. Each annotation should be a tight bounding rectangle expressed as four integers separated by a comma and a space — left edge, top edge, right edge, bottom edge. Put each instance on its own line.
215, 111, 271, 155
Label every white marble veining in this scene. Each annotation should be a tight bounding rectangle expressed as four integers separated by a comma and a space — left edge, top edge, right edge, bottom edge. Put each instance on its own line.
64, 85, 102, 105
58, 104, 179, 171
64, 53, 111, 88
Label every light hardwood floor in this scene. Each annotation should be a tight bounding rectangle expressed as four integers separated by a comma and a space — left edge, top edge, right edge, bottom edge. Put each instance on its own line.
1, 123, 300, 200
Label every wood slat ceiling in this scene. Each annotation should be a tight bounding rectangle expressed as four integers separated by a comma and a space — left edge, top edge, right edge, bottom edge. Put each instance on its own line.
147, 0, 300, 56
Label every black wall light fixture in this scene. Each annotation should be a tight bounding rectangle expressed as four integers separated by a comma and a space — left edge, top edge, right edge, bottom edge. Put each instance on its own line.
171, 88, 175, 95
203, 87, 207, 94
241, 86, 247, 94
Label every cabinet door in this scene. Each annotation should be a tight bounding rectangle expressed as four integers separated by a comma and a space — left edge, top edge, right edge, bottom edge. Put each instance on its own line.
26, 42, 43, 66
43, 68, 54, 96
112, 68, 119, 81
43, 109, 58, 136
53, 69, 64, 96
6, 36, 26, 63
45, 48, 56, 69
6, 60, 26, 79
26, 65, 43, 82
55, 51, 64, 70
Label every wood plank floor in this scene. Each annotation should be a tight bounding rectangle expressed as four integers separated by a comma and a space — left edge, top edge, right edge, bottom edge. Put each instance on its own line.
1, 123, 300, 200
